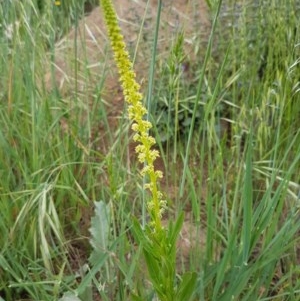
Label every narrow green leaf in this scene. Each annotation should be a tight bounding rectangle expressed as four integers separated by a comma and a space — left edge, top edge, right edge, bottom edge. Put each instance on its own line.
242, 134, 253, 262
168, 212, 184, 247
175, 272, 197, 301
143, 249, 161, 286
131, 217, 160, 258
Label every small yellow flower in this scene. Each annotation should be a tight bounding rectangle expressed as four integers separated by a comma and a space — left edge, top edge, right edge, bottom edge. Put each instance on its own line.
101, 0, 165, 233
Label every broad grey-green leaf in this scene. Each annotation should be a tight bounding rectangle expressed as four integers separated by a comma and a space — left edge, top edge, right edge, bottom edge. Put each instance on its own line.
58, 292, 82, 301
89, 201, 111, 265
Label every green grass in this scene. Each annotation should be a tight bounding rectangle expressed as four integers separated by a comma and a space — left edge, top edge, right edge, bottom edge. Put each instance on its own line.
0, 0, 299, 300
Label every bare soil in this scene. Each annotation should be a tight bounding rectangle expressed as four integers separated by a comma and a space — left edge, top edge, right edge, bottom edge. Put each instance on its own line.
45, 0, 210, 128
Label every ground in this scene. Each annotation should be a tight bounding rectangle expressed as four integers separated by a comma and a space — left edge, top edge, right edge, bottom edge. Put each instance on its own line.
45, 0, 210, 129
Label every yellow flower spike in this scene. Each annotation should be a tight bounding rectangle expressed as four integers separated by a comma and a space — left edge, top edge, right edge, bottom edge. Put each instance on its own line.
101, 0, 165, 233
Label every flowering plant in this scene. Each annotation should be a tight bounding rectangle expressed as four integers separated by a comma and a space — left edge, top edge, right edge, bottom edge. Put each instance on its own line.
100, 0, 197, 300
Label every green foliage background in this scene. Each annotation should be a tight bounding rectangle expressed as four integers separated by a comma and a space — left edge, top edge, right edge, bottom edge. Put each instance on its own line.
0, 0, 299, 300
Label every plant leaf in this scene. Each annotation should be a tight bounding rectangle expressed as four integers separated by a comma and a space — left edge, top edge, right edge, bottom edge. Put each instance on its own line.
88, 201, 111, 266
175, 272, 197, 301
168, 212, 184, 248
58, 292, 82, 301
